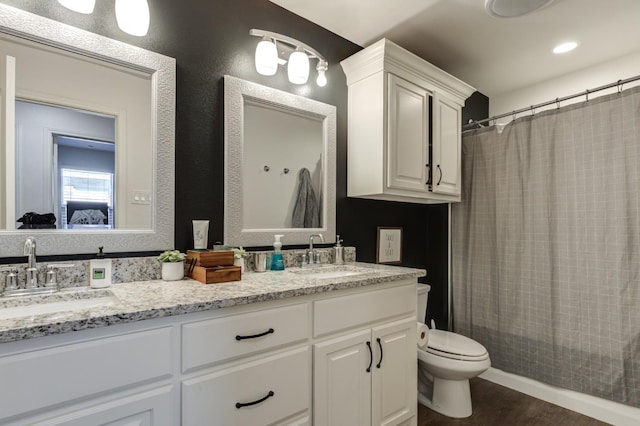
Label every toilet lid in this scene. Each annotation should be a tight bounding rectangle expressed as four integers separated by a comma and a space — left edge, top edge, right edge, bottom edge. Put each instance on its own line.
426, 330, 488, 360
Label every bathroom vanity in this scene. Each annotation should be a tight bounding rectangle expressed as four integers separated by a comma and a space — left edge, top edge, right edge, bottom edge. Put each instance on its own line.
0, 263, 424, 426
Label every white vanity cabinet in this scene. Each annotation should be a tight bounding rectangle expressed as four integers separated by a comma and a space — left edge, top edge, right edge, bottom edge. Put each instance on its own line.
0, 325, 178, 425
313, 282, 417, 426
341, 38, 475, 204
0, 275, 418, 426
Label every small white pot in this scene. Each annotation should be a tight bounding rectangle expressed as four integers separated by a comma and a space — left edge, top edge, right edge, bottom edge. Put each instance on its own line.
162, 261, 184, 281
234, 257, 245, 273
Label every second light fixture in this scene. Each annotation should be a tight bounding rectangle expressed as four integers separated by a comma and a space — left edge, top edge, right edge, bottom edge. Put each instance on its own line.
250, 29, 328, 87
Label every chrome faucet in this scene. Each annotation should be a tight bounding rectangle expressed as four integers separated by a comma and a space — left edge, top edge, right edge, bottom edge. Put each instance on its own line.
308, 234, 324, 265
24, 237, 38, 289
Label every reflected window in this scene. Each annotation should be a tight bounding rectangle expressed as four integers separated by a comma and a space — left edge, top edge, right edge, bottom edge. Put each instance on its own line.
61, 168, 113, 228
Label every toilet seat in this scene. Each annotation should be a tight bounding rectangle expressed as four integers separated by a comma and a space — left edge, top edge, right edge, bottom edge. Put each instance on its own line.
424, 330, 488, 361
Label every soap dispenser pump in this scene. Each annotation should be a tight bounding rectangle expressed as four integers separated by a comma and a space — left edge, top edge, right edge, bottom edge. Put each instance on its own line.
271, 234, 285, 271
334, 235, 344, 265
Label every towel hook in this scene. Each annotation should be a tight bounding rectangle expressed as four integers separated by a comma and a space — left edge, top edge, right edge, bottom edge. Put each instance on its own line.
283, 168, 290, 174
263, 165, 270, 172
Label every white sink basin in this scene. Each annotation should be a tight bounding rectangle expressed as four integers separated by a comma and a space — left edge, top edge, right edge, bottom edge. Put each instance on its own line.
290, 265, 373, 280
0, 289, 119, 320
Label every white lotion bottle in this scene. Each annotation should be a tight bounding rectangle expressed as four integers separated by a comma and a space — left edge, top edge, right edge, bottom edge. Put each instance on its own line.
90, 246, 112, 288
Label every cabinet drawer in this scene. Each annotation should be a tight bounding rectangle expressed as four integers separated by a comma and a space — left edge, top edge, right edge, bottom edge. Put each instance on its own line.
314, 283, 414, 337
182, 302, 309, 372
182, 347, 310, 426
0, 328, 172, 421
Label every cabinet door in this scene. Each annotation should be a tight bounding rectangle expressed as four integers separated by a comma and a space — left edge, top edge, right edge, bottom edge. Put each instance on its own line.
432, 92, 462, 196
314, 329, 372, 426
372, 318, 417, 426
386, 73, 430, 194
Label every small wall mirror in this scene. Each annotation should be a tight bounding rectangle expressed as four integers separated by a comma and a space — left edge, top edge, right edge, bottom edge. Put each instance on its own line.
0, 4, 175, 256
224, 75, 336, 246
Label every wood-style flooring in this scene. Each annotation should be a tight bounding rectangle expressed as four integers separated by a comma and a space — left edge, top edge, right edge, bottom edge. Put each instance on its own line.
417, 378, 609, 426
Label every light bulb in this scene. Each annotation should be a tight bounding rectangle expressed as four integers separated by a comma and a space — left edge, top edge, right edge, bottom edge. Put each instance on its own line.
552, 41, 578, 54
288, 48, 309, 85
316, 69, 327, 87
115, 0, 150, 37
57, 0, 95, 14
255, 37, 278, 76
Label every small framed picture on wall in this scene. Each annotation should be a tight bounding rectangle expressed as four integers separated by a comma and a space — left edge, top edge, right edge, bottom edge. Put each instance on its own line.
377, 227, 402, 264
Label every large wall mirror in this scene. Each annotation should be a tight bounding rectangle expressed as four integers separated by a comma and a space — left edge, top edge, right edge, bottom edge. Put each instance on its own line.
0, 4, 175, 256
224, 76, 336, 246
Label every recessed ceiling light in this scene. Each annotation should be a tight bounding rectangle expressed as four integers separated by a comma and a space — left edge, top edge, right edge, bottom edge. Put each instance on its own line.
553, 41, 578, 54
485, 0, 554, 18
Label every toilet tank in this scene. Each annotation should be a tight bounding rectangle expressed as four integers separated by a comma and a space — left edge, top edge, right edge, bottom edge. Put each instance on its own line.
417, 284, 430, 324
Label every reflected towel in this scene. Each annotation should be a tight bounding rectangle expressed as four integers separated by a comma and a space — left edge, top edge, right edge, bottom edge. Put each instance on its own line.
292, 168, 320, 228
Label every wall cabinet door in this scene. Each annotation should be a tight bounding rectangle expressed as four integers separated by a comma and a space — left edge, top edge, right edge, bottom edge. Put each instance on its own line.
372, 318, 417, 426
314, 329, 372, 426
432, 92, 462, 196
386, 73, 430, 195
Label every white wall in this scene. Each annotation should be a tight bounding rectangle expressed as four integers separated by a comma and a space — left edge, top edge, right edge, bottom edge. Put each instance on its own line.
490, 50, 640, 125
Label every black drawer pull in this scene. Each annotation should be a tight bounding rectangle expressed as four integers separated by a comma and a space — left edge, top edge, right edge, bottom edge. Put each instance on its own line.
366, 341, 373, 373
236, 328, 274, 341
376, 338, 383, 369
235, 390, 274, 409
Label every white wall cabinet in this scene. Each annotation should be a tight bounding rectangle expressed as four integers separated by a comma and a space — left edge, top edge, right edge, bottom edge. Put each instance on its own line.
341, 38, 475, 204
0, 279, 417, 426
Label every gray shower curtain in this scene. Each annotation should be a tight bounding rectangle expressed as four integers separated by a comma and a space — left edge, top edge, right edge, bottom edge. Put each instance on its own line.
451, 86, 640, 407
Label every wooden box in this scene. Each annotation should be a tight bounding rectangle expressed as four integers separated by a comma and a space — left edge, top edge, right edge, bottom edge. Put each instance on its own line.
187, 265, 241, 284
186, 250, 234, 267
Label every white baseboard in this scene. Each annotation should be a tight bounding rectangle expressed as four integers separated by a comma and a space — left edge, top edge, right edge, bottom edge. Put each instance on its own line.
480, 368, 640, 426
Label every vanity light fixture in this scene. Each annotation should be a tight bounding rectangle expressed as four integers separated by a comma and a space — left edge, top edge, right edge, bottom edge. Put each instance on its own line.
250, 29, 329, 87
57, 0, 96, 14
115, 0, 150, 37
57, 0, 150, 36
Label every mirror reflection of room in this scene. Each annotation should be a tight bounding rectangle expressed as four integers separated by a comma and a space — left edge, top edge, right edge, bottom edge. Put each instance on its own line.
15, 100, 116, 230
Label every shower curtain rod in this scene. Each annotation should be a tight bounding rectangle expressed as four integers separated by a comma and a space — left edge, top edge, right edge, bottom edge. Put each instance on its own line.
462, 74, 640, 132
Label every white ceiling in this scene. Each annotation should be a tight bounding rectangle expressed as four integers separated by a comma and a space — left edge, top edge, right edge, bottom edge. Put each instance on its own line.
269, 0, 640, 98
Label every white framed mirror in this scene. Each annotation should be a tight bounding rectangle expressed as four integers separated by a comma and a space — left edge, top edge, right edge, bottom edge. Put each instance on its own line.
0, 4, 175, 256
224, 75, 336, 246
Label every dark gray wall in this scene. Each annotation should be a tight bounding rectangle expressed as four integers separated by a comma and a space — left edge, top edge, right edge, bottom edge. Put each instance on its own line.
0, 0, 489, 328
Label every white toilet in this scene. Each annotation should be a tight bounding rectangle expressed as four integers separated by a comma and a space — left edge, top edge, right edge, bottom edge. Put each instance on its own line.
416, 284, 490, 418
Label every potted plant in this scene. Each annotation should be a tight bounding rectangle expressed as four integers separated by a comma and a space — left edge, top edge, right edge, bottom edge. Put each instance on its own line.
232, 247, 246, 273
158, 250, 186, 281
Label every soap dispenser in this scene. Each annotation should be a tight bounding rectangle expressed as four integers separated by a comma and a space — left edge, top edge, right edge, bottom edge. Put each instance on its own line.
334, 235, 344, 265
90, 246, 112, 288
271, 234, 285, 271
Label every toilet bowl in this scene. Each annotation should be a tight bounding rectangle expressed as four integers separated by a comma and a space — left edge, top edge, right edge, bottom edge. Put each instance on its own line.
416, 284, 490, 418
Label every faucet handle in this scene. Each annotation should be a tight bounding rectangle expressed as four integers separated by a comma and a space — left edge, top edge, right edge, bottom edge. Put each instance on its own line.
45, 264, 75, 289
0, 267, 18, 294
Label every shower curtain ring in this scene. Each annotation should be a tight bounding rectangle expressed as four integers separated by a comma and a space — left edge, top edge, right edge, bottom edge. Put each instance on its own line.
512, 111, 517, 121
556, 98, 560, 109
617, 80, 624, 94
585, 89, 590, 102
530, 105, 535, 115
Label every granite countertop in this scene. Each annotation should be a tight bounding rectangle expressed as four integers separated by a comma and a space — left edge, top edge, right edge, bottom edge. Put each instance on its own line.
0, 262, 426, 343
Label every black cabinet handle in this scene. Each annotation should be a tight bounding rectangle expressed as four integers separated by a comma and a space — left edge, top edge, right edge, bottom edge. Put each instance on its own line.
236, 328, 274, 341
376, 338, 383, 369
437, 165, 443, 185
235, 390, 274, 409
425, 164, 431, 186
366, 341, 373, 373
